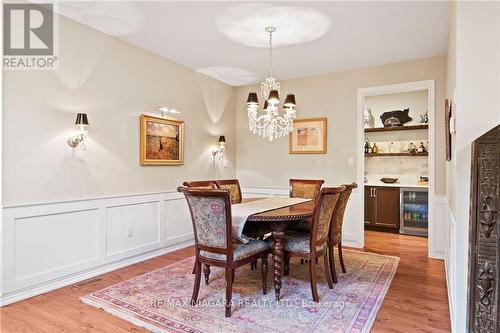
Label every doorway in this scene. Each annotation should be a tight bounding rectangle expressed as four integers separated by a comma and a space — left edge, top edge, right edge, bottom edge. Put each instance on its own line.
356, 80, 437, 258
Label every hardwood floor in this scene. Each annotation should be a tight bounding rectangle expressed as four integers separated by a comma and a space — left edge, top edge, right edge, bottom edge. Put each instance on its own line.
0, 230, 451, 332
364, 231, 451, 333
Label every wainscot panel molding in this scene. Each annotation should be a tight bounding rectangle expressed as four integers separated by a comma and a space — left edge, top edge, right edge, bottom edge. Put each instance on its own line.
444, 196, 457, 333
241, 186, 362, 248
1, 191, 194, 306
431, 195, 448, 259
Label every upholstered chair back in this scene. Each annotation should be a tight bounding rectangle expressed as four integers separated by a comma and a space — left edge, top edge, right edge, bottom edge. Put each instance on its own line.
178, 187, 231, 250
330, 183, 357, 245
214, 179, 242, 204
310, 186, 345, 245
289, 179, 325, 200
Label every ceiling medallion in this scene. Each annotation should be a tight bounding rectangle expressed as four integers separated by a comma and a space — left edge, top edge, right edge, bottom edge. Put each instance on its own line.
246, 27, 296, 141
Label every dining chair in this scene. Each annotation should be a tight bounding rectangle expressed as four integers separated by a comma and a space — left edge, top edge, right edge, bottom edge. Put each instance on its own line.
177, 186, 270, 317
289, 179, 325, 199
271, 186, 345, 302
214, 179, 242, 204
288, 179, 324, 235
328, 182, 357, 283
182, 180, 217, 189
183, 181, 219, 274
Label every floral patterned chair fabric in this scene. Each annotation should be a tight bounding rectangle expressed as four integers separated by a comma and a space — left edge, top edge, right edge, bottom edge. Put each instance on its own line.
289, 179, 324, 200
330, 184, 356, 245
313, 192, 340, 243
186, 195, 227, 248
214, 180, 242, 204
288, 179, 325, 234
267, 233, 326, 254
200, 239, 270, 261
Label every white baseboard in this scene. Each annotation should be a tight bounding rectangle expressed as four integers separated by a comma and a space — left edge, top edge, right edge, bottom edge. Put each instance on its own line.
0, 238, 193, 306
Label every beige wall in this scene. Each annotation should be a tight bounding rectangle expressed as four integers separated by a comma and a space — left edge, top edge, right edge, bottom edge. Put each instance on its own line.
445, 2, 500, 331
455, 1, 500, 150
235, 56, 446, 194
445, 0, 457, 215
2, 15, 236, 205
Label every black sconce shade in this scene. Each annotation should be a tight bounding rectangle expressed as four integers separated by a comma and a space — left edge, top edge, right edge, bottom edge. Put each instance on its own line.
218, 135, 226, 143
246, 92, 259, 105
263, 100, 269, 110
75, 113, 89, 126
284, 94, 296, 107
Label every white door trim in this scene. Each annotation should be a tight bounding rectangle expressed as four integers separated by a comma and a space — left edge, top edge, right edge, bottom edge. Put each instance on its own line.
356, 80, 437, 258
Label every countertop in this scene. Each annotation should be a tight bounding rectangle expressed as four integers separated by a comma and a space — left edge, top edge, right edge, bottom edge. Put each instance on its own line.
364, 181, 428, 188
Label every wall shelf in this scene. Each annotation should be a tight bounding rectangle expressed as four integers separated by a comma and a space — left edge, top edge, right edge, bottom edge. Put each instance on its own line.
365, 124, 429, 133
365, 152, 428, 157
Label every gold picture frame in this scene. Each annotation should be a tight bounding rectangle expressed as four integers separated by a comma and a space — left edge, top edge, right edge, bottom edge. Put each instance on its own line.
289, 117, 327, 154
140, 114, 185, 165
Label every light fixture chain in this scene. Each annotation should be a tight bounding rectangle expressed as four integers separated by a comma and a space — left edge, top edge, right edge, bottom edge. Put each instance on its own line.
268, 29, 273, 78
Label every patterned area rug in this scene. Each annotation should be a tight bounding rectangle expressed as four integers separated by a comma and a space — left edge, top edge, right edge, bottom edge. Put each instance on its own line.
81, 250, 399, 333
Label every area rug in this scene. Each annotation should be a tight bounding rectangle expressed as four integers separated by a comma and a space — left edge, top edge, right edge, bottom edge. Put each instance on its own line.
81, 250, 399, 333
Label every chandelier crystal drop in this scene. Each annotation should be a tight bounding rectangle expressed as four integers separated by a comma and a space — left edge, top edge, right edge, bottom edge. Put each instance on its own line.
246, 27, 297, 141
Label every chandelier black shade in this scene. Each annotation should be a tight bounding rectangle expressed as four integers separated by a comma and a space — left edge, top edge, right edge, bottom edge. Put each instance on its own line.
284, 94, 296, 108
268, 90, 280, 105
246, 92, 259, 105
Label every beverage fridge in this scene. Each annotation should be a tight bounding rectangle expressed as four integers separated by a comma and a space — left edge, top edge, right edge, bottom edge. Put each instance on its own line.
399, 187, 428, 236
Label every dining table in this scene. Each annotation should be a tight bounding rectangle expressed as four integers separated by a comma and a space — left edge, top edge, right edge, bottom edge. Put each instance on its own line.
243, 198, 315, 301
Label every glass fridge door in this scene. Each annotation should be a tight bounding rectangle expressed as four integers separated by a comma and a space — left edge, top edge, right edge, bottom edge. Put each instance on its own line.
400, 188, 428, 236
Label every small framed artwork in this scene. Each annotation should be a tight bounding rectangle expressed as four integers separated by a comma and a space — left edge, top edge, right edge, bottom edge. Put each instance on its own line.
140, 114, 185, 165
445, 99, 452, 161
289, 117, 327, 154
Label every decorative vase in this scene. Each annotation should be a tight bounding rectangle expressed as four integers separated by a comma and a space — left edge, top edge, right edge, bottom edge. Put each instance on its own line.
364, 106, 375, 128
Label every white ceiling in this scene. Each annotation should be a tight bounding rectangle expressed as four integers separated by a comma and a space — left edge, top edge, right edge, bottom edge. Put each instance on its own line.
58, 1, 451, 87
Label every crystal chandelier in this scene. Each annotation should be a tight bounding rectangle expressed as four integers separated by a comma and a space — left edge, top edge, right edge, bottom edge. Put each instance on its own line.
246, 27, 297, 141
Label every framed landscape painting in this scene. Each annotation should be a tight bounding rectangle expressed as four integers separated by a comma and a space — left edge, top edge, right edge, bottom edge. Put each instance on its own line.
140, 114, 184, 165
289, 117, 327, 154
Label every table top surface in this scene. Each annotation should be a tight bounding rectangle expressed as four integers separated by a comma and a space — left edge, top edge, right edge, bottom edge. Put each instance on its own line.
243, 198, 315, 222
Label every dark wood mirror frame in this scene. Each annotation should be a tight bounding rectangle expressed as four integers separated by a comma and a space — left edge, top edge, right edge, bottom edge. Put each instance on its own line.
467, 125, 500, 332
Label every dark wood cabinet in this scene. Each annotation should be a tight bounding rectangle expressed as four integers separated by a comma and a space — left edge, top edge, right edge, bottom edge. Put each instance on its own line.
364, 187, 376, 225
364, 186, 400, 231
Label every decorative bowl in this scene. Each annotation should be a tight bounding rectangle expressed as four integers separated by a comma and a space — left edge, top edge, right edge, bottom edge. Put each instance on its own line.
380, 177, 398, 184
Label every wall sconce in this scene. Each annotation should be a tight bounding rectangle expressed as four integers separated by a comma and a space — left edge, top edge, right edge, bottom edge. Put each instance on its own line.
67, 113, 89, 150
212, 135, 226, 158
158, 106, 181, 118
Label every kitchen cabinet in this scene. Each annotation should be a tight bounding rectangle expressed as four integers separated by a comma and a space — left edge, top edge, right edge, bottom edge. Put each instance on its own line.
364, 186, 400, 231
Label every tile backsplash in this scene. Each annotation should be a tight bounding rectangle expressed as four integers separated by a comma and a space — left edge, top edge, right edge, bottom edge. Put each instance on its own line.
365, 156, 428, 184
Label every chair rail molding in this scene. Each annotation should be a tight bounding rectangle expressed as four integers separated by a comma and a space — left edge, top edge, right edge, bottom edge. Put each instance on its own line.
1, 190, 194, 306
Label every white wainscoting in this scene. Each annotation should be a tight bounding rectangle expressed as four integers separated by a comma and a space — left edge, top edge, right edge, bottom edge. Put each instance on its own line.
444, 197, 458, 333
1, 187, 450, 307
241, 186, 363, 248
1, 191, 194, 306
430, 195, 448, 259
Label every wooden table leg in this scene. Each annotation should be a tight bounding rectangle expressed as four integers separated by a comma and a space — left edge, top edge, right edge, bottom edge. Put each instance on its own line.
272, 221, 286, 301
